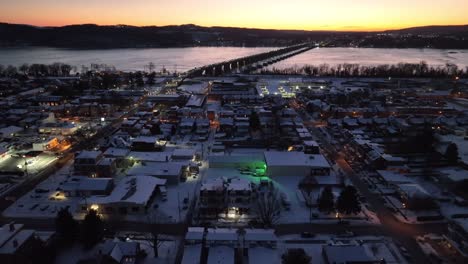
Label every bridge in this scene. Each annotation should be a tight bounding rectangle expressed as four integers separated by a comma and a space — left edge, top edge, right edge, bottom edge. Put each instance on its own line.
184, 43, 315, 78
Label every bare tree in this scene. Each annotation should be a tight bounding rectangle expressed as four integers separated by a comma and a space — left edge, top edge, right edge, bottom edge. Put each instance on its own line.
145, 211, 166, 258
254, 188, 281, 227
19, 64, 29, 75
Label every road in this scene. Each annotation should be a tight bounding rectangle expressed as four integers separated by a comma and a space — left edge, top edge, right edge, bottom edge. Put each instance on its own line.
291, 103, 447, 263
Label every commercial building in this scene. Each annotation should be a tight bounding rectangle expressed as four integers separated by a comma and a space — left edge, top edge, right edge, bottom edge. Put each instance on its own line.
264, 151, 330, 177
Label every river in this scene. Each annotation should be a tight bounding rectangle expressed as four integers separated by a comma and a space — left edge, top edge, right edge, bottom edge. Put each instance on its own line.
1, 47, 467, 72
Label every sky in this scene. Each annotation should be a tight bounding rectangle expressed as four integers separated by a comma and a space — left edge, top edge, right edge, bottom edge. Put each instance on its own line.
1, 0, 467, 31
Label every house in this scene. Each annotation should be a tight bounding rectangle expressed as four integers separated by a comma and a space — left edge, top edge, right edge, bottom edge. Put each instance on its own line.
126, 162, 185, 185
32, 137, 59, 152
38, 122, 78, 135
96, 158, 117, 178
181, 227, 205, 264
199, 178, 226, 216
61, 177, 114, 197
226, 178, 253, 215
131, 136, 164, 151
206, 228, 238, 247
81, 176, 166, 216
98, 240, 141, 264
447, 218, 468, 256
74, 151, 103, 176
0, 223, 43, 264
0, 126, 23, 139
172, 148, 196, 161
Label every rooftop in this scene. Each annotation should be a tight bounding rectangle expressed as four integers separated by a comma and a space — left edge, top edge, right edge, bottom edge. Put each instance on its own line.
86, 176, 166, 206
264, 151, 330, 168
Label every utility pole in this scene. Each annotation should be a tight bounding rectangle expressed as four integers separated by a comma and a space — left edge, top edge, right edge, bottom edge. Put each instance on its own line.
177, 192, 181, 222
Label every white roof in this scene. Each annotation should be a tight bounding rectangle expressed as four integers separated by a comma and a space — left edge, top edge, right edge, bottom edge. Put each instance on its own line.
376, 170, 413, 184
201, 178, 225, 191
86, 176, 166, 206
132, 136, 158, 144
440, 168, 468, 182
128, 151, 171, 162
227, 178, 251, 191
397, 183, 430, 198
185, 227, 205, 241
127, 162, 184, 177
104, 148, 131, 157
62, 177, 113, 192
0, 224, 34, 254
264, 151, 330, 168
206, 228, 238, 241
181, 244, 202, 264
172, 148, 196, 158
0, 126, 23, 136
207, 246, 234, 264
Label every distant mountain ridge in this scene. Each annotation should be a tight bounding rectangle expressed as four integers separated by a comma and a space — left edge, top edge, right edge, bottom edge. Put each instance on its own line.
1, 22, 467, 49
385, 25, 468, 35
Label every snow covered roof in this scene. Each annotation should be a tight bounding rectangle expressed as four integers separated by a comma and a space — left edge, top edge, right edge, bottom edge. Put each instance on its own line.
185, 227, 205, 241
376, 170, 413, 184
132, 136, 158, 144
226, 178, 251, 191
100, 240, 139, 263
128, 151, 171, 162
201, 178, 225, 191
62, 177, 113, 192
0, 224, 35, 254
303, 140, 319, 147
86, 176, 166, 206
0, 126, 23, 137
206, 228, 238, 241
172, 148, 196, 158
103, 147, 130, 158
440, 168, 468, 182
207, 246, 234, 264
185, 95, 206, 107
127, 162, 184, 177
397, 183, 430, 198
264, 151, 330, 168
181, 244, 202, 264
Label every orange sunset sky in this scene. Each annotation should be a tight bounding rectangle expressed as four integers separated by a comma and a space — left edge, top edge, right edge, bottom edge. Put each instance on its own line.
1, 0, 467, 31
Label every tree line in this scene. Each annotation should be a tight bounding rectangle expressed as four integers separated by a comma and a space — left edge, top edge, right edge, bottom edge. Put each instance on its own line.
259, 61, 468, 78
0, 63, 78, 77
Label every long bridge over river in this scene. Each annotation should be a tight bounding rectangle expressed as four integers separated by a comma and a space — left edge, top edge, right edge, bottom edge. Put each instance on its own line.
184, 43, 316, 78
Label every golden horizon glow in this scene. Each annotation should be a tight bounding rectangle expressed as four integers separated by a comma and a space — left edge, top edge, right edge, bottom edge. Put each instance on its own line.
1, 0, 467, 31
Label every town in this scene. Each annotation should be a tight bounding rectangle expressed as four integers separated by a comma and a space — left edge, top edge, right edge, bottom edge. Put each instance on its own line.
0, 56, 467, 264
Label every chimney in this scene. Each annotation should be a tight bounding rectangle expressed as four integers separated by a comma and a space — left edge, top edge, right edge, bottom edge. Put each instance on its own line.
9, 222, 15, 232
